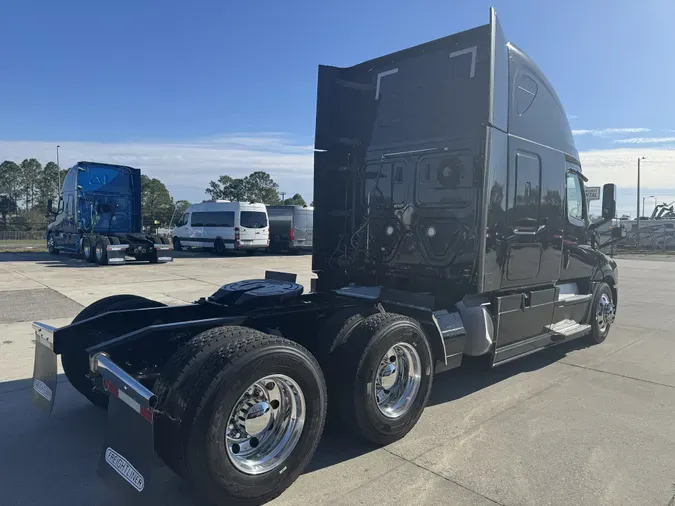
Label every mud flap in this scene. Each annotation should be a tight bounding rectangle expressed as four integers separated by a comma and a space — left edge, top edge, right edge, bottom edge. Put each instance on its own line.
153, 244, 173, 263
94, 353, 157, 497
31, 323, 58, 414
97, 395, 155, 496
106, 244, 128, 264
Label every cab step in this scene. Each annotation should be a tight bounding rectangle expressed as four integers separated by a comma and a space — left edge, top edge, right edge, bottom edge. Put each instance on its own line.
546, 319, 591, 339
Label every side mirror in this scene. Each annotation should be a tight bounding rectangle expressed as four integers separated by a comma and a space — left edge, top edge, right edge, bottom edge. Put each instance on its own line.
601, 183, 617, 220
47, 199, 53, 214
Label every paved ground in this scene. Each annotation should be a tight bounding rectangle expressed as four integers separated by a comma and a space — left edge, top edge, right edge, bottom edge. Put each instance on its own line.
1, 252, 674, 506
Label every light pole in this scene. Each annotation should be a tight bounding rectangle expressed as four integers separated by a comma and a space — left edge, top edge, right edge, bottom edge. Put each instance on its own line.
636, 156, 646, 248
642, 195, 655, 218
280, 191, 286, 203
56, 145, 61, 191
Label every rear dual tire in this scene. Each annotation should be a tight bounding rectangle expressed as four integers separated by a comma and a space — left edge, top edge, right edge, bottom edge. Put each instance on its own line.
82, 237, 96, 263
154, 326, 327, 506
82, 236, 116, 265
322, 311, 434, 446
95, 237, 110, 265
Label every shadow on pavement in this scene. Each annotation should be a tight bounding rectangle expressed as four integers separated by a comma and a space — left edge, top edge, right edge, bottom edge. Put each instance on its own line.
0, 252, 97, 268
428, 338, 591, 407
0, 252, 54, 262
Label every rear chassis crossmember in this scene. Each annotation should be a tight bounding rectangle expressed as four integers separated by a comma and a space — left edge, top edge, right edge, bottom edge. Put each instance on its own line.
104, 241, 173, 265
81, 232, 173, 265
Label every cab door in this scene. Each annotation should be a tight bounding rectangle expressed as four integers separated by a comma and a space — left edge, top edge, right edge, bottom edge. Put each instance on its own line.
493, 144, 564, 356
502, 147, 544, 288
501, 143, 564, 288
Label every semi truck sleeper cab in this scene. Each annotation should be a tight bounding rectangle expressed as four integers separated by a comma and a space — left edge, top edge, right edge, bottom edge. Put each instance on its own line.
30, 9, 619, 506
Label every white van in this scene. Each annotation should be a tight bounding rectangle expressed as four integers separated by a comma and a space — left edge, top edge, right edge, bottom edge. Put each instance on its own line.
172, 201, 269, 255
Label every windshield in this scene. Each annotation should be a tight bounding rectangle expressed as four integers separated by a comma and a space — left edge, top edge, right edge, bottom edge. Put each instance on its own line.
240, 211, 268, 229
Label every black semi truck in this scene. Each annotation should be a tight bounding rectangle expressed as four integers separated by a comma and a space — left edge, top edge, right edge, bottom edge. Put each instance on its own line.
46, 161, 173, 265
30, 10, 621, 506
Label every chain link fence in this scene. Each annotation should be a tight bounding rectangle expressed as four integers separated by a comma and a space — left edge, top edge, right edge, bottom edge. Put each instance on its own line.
0, 230, 46, 241
598, 219, 675, 255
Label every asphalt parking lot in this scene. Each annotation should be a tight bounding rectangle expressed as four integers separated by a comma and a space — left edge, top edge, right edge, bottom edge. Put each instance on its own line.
1, 252, 674, 506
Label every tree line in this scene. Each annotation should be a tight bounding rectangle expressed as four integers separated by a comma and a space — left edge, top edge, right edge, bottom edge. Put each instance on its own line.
205, 171, 310, 207
0, 159, 190, 231
1, 161, 311, 232
0, 159, 67, 230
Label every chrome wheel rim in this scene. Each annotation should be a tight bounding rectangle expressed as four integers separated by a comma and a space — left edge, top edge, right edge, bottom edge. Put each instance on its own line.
225, 374, 305, 475
596, 293, 615, 333
83, 242, 91, 258
48, 236, 55, 251
95, 245, 103, 261
374, 342, 422, 419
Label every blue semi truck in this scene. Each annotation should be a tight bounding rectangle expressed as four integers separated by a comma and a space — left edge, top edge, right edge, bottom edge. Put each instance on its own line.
46, 161, 173, 265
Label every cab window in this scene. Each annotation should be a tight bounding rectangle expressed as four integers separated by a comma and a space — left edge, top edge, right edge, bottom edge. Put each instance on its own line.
566, 172, 585, 225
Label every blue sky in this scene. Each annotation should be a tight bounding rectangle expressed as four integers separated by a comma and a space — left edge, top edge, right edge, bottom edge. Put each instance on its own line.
1, 0, 674, 215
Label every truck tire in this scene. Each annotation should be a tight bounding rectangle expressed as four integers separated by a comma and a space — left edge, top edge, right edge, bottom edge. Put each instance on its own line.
329, 312, 434, 445
173, 237, 182, 251
154, 326, 327, 506
82, 236, 96, 263
62, 295, 166, 408
588, 282, 615, 344
95, 236, 110, 265
47, 234, 59, 255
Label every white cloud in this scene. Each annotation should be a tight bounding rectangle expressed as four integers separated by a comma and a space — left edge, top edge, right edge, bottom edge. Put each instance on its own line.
4, 135, 675, 211
613, 137, 675, 144
580, 147, 675, 188
0, 133, 314, 203
572, 127, 650, 137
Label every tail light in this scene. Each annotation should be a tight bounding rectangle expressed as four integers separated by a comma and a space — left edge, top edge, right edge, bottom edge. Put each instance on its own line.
234, 227, 240, 249
289, 228, 295, 241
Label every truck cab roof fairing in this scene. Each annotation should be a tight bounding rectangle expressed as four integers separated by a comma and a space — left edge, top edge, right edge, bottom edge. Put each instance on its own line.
506, 42, 578, 161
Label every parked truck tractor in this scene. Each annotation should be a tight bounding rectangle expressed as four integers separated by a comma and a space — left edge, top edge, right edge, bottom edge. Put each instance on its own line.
46, 161, 173, 265
30, 9, 621, 506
